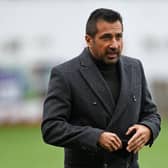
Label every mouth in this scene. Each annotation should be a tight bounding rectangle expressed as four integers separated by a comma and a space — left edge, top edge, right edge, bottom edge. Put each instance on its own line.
106, 52, 118, 59
106, 48, 119, 58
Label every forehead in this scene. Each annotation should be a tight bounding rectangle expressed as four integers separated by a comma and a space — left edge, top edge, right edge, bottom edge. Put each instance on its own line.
96, 20, 122, 35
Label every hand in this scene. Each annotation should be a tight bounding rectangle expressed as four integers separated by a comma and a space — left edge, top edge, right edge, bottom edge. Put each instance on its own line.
126, 124, 151, 153
98, 132, 122, 152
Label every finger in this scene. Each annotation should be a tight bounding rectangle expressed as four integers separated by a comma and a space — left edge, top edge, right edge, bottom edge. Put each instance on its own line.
103, 136, 120, 151
101, 142, 111, 151
104, 142, 115, 152
99, 132, 122, 151
127, 135, 142, 150
126, 126, 136, 135
110, 133, 122, 143
127, 131, 141, 145
133, 142, 145, 153
111, 138, 122, 150
128, 139, 143, 152
102, 137, 116, 151
109, 140, 120, 151
107, 135, 122, 151
127, 136, 146, 152
110, 134, 122, 147
127, 133, 141, 152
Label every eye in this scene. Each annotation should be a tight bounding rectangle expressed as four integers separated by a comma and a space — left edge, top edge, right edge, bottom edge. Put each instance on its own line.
100, 34, 112, 41
115, 33, 123, 40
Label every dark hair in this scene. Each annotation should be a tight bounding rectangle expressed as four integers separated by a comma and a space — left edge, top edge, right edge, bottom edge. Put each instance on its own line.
86, 8, 123, 37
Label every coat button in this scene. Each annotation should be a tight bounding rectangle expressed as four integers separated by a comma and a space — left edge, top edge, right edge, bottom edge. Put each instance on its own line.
92, 101, 97, 105
103, 163, 108, 168
132, 96, 137, 102
126, 161, 130, 168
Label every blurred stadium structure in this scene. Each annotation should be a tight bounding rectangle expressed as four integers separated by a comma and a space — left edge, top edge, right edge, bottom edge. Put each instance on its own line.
0, 0, 167, 124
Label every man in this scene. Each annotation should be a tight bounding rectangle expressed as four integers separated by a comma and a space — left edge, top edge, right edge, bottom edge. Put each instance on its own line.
41, 8, 161, 168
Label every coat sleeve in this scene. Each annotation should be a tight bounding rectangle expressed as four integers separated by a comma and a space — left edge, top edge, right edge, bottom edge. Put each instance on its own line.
41, 67, 103, 152
138, 60, 161, 146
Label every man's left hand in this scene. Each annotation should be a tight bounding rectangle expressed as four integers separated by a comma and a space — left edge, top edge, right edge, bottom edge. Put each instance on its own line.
126, 124, 151, 153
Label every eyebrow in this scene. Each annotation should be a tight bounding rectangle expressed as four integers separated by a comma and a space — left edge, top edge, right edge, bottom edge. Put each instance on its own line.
99, 33, 112, 39
99, 32, 123, 39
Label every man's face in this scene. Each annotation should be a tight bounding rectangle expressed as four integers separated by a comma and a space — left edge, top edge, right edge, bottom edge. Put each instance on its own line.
86, 20, 123, 64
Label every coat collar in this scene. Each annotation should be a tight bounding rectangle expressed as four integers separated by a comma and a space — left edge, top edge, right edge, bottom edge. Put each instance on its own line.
79, 48, 133, 119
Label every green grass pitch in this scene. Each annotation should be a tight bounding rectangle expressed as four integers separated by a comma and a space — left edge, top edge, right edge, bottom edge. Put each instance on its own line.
0, 121, 167, 168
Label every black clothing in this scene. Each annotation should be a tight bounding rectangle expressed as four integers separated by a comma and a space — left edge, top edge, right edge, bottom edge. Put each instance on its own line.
91, 55, 121, 104
42, 48, 161, 168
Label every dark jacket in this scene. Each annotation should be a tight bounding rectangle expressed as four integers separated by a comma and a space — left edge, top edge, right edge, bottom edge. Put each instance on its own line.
41, 48, 161, 168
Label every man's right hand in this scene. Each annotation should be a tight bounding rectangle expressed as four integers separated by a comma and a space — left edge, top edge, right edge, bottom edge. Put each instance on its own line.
98, 132, 122, 152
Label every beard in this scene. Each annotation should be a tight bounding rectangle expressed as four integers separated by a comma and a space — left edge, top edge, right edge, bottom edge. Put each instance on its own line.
102, 48, 121, 64
89, 46, 122, 64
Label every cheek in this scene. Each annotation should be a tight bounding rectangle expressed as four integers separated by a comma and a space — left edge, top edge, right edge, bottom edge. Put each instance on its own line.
94, 43, 104, 52
120, 41, 123, 49
98, 46, 107, 54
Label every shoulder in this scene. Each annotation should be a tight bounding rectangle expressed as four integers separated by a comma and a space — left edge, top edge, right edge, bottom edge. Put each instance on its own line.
52, 55, 81, 74
120, 55, 143, 68
121, 55, 146, 80
121, 55, 141, 64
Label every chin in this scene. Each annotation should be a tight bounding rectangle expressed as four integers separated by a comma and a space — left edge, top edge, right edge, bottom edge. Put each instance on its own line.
105, 58, 119, 64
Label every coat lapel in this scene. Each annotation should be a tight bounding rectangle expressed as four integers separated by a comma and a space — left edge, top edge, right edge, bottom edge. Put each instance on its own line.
79, 48, 115, 117
115, 57, 132, 113
107, 57, 133, 128
79, 48, 133, 122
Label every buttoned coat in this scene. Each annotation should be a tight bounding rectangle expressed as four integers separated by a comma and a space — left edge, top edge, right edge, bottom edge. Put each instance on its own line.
41, 48, 161, 168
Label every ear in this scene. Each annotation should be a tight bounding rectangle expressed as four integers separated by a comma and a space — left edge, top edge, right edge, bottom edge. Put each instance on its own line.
85, 34, 93, 48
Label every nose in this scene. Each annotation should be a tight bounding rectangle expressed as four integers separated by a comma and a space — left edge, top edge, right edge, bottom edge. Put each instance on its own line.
109, 38, 119, 49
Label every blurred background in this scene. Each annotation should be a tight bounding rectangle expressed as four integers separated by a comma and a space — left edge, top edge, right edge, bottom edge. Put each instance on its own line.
0, 0, 167, 168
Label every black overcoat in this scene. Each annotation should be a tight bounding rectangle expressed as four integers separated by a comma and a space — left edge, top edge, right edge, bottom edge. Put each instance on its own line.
41, 48, 161, 168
